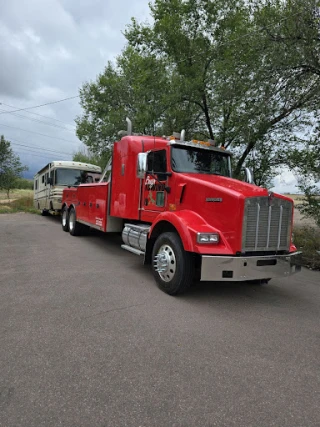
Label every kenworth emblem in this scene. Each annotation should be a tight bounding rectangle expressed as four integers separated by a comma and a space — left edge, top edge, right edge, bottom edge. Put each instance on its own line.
206, 198, 223, 202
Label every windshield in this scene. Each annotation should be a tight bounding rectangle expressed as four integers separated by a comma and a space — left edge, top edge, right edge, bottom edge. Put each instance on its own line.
55, 168, 100, 186
171, 146, 231, 177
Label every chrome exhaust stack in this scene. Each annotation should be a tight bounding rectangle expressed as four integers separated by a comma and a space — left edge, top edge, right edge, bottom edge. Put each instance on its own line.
126, 117, 132, 136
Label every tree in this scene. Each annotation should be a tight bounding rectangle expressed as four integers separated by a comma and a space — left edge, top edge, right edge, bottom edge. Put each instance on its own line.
72, 146, 110, 170
0, 135, 28, 198
125, 0, 320, 176
76, 0, 320, 189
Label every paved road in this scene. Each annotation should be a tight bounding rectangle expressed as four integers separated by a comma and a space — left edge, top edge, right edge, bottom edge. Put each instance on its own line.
0, 213, 319, 427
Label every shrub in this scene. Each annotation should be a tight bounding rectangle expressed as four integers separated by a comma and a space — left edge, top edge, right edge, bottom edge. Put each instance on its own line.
0, 195, 37, 214
293, 226, 320, 270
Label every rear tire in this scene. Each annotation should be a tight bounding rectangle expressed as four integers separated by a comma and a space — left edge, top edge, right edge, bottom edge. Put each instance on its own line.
68, 207, 84, 236
61, 206, 69, 232
40, 208, 48, 216
152, 232, 194, 295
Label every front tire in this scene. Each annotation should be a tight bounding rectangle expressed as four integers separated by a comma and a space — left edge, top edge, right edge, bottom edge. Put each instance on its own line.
152, 232, 194, 295
61, 206, 69, 232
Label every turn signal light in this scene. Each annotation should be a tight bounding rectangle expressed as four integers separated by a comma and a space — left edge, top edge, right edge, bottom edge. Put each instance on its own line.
197, 233, 219, 244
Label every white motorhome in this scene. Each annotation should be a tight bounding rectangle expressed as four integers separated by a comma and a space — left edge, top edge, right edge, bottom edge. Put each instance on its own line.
34, 161, 102, 215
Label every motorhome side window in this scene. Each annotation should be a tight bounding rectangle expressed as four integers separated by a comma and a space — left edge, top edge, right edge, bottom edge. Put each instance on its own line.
147, 150, 167, 180
42, 175, 44, 184
34, 180, 38, 190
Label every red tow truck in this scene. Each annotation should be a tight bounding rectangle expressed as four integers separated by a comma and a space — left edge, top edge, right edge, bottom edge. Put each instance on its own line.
61, 119, 301, 295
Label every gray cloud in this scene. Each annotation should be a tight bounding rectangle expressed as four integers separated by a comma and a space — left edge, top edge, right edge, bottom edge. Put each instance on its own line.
0, 0, 298, 193
0, 0, 150, 176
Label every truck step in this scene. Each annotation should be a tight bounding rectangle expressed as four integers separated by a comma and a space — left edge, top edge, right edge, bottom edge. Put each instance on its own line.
121, 244, 145, 256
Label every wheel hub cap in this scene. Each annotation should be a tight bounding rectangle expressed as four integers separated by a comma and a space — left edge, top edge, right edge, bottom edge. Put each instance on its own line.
154, 244, 176, 282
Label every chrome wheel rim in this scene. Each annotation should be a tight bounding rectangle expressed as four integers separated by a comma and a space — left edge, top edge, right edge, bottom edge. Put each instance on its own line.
69, 212, 75, 231
154, 244, 176, 282
62, 210, 68, 227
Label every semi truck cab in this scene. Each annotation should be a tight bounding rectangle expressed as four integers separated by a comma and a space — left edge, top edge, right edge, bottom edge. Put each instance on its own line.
61, 123, 301, 295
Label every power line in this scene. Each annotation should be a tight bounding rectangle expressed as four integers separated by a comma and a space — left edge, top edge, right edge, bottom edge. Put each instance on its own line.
0, 102, 76, 128
0, 122, 80, 144
9, 140, 73, 157
6, 134, 75, 155
0, 95, 79, 115
16, 148, 70, 160
0, 108, 76, 133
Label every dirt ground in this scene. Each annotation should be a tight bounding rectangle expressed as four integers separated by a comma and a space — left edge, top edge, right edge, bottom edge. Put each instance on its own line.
294, 208, 317, 228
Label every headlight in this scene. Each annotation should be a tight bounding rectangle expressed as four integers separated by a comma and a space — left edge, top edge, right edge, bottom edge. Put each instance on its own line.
197, 233, 219, 244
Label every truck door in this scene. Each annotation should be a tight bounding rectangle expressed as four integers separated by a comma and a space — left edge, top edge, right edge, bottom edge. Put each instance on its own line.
142, 150, 168, 218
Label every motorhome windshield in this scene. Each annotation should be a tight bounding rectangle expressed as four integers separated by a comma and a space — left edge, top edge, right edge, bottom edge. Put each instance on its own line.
55, 168, 97, 186
171, 146, 231, 177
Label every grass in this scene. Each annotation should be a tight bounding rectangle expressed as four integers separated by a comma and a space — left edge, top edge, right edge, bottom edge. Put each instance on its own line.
293, 226, 320, 270
284, 194, 305, 205
0, 193, 38, 214
0, 189, 33, 200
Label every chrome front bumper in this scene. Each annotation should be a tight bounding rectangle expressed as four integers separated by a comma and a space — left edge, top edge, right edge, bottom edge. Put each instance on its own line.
200, 252, 301, 281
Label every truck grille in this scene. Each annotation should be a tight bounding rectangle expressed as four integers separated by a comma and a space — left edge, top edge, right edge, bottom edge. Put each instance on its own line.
242, 197, 293, 252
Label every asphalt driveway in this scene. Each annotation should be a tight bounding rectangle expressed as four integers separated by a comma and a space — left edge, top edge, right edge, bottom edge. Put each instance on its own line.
0, 213, 319, 427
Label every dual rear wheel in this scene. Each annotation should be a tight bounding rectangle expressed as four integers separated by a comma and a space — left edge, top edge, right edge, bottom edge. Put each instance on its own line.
61, 206, 85, 236
61, 206, 69, 232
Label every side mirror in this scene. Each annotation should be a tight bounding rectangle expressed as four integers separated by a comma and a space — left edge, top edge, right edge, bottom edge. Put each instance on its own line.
137, 153, 147, 179
241, 168, 254, 184
47, 177, 53, 185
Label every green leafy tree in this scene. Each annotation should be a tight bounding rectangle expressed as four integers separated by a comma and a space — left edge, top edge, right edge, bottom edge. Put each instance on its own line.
76, 0, 320, 196
15, 178, 33, 190
298, 181, 320, 227
125, 0, 320, 176
73, 146, 110, 170
0, 135, 28, 198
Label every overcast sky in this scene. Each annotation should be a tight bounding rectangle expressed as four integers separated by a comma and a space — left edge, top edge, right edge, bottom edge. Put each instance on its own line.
0, 0, 150, 174
0, 0, 298, 192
